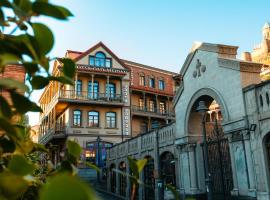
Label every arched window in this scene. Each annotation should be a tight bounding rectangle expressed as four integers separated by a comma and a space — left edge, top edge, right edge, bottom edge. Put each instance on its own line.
89, 51, 112, 67
106, 83, 116, 98
106, 112, 116, 128
144, 156, 155, 200
160, 152, 176, 187
88, 81, 99, 99
73, 110, 81, 126
266, 92, 270, 106
260, 95, 264, 107
88, 111, 99, 127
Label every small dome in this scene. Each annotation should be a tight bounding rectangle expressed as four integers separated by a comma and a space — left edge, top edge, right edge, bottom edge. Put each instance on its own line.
263, 21, 270, 29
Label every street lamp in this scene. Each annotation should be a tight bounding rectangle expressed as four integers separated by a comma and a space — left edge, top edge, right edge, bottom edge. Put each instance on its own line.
196, 100, 212, 200
96, 136, 101, 183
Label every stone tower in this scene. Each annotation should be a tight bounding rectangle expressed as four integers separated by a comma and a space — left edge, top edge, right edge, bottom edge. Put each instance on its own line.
262, 21, 270, 40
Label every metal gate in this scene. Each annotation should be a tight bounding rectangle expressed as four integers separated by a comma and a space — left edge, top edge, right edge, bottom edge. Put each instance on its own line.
206, 121, 233, 200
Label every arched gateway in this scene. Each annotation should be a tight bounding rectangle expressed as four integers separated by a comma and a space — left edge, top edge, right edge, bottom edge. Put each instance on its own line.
174, 42, 263, 199
186, 94, 233, 199
107, 42, 270, 200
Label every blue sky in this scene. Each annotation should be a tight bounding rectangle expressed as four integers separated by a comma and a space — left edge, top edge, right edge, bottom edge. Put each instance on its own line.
28, 0, 270, 125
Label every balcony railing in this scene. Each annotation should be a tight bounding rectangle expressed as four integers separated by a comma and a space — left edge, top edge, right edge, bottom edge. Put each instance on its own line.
59, 90, 123, 103
131, 105, 175, 117
76, 64, 129, 75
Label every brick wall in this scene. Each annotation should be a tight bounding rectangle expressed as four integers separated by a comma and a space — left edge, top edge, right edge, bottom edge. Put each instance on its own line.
128, 64, 176, 96
0, 65, 26, 102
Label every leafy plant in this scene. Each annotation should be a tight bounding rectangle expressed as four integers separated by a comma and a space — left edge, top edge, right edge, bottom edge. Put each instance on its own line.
0, 1, 98, 199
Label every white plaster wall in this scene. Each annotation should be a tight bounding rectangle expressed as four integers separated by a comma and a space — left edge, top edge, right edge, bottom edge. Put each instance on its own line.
175, 50, 246, 139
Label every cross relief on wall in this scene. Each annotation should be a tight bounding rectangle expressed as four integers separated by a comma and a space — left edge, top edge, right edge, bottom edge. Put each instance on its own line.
193, 59, 206, 78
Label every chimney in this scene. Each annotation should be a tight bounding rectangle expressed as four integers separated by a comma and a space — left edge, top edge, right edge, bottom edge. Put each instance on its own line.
241, 52, 252, 61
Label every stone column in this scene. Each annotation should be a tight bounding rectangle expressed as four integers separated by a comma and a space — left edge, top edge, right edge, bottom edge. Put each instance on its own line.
243, 131, 256, 196
228, 135, 239, 196
106, 75, 110, 101
188, 143, 198, 191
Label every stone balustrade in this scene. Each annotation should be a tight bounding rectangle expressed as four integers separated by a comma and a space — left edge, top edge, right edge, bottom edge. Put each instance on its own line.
107, 122, 175, 161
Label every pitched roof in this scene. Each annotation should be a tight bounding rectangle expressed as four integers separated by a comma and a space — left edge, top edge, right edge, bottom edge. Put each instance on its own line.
121, 59, 178, 75
66, 50, 82, 59
73, 41, 128, 69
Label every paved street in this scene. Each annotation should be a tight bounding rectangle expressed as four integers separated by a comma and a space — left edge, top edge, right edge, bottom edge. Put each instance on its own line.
95, 190, 120, 200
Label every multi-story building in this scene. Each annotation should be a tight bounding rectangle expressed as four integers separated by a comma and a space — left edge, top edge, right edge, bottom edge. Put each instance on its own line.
38, 42, 180, 166
123, 59, 179, 135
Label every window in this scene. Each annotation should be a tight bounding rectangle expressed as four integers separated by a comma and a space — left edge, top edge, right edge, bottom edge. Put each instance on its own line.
73, 110, 81, 126
139, 98, 144, 110
260, 95, 263, 107
266, 92, 270, 106
89, 51, 112, 68
149, 100, 155, 112
88, 111, 99, 127
158, 80, 165, 90
139, 75, 146, 86
106, 83, 116, 98
76, 80, 82, 96
106, 112, 116, 128
149, 77, 155, 88
88, 81, 99, 99
159, 102, 165, 114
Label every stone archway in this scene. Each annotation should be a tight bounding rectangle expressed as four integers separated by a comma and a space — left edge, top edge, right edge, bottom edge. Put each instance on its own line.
187, 93, 233, 200
160, 151, 176, 187
185, 87, 230, 135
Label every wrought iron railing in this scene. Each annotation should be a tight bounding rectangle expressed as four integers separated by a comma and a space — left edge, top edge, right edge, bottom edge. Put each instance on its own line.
59, 90, 122, 102
131, 105, 175, 117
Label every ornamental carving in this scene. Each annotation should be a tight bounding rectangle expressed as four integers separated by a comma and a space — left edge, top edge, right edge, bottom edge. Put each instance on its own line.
193, 59, 206, 78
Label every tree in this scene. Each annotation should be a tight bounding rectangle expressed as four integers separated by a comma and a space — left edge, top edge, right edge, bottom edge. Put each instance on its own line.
0, 1, 98, 199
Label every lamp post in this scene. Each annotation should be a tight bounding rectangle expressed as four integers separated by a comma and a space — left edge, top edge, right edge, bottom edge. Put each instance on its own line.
96, 136, 101, 183
196, 100, 212, 200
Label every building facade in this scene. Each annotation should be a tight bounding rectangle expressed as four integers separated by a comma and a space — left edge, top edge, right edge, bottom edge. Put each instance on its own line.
38, 42, 179, 168
107, 42, 270, 200
243, 22, 270, 80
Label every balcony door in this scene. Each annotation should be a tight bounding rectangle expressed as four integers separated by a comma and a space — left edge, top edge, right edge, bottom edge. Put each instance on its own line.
88, 81, 99, 99
106, 83, 116, 98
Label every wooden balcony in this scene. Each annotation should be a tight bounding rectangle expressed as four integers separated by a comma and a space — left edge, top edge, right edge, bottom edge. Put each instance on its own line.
38, 126, 67, 145
57, 90, 124, 106
131, 105, 175, 118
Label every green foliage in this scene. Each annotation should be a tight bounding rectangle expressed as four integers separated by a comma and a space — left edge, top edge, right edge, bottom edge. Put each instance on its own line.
67, 140, 82, 159
8, 154, 35, 176
0, 1, 99, 200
